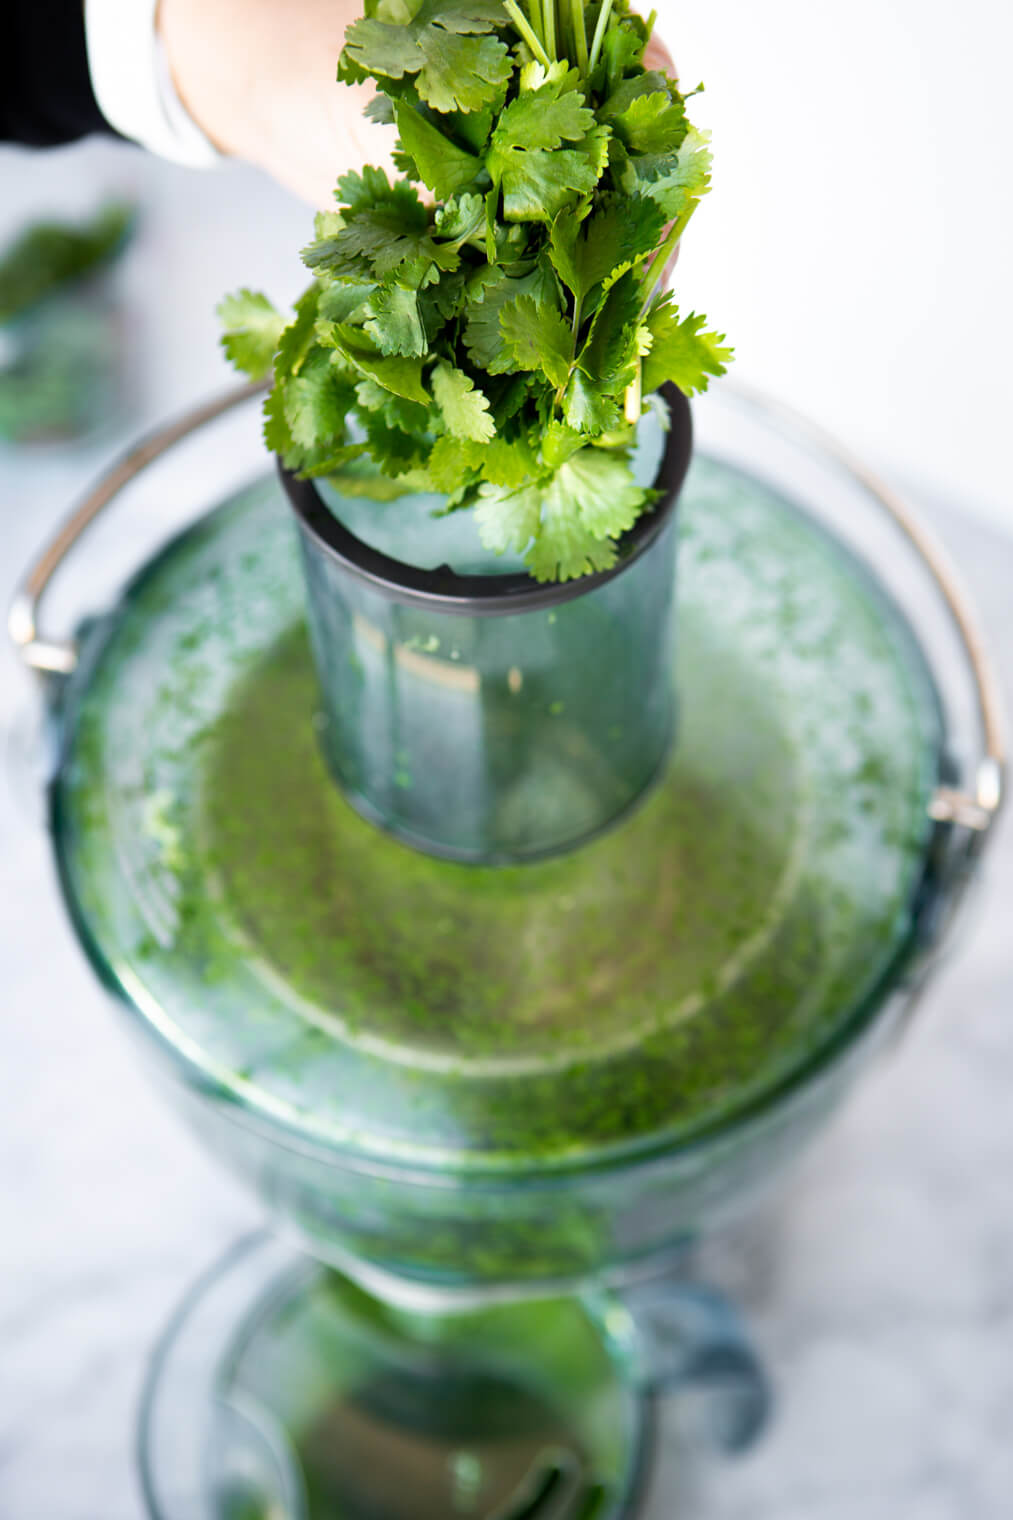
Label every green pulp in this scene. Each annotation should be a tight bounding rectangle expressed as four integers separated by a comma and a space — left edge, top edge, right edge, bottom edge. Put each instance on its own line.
55, 456, 941, 1172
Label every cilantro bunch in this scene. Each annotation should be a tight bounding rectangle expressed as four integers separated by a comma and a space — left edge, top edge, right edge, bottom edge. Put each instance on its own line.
220, 0, 730, 581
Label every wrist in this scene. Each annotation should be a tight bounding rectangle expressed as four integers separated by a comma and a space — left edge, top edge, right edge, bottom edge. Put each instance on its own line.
85, 0, 223, 166
155, 0, 237, 158
157, 0, 299, 171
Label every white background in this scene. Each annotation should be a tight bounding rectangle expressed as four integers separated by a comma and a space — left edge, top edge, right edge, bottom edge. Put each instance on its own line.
1, 0, 1011, 531
668, 0, 1013, 528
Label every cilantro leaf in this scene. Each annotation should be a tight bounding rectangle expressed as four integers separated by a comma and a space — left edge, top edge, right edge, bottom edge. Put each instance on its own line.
305, 171, 457, 284
320, 456, 431, 497
417, 33, 512, 112
282, 353, 356, 449
427, 433, 486, 490
318, 281, 376, 325
474, 482, 542, 556
461, 265, 556, 370
364, 283, 427, 355
549, 192, 665, 304
598, 73, 688, 154
480, 434, 537, 485
217, 289, 285, 379
303, 194, 459, 285
431, 417, 536, 491
598, 22, 646, 98
434, 192, 486, 238
563, 369, 622, 432
364, 93, 395, 125
636, 126, 713, 226
597, 71, 671, 118
526, 499, 618, 580
548, 448, 643, 537
485, 72, 607, 221
475, 447, 645, 581
545, 209, 583, 297
342, 0, 511, 114
431, 361, 496, 441
608, 91, 688, 155
499, 294, 572, 388
420, 268, 468, 324
527, 449, 644, 580
360, 407, 430, 474
275, 285, 321, 378
539, 419, 585, 468
488, 124, 610, 222
640, 297, 733, 395
354, 378, 431, 434
335, 167, 423, 214
443, 104, 497, 152
313, 209, 345, 239
297, 442, 372, 479
492, 74, 595, 151
393, 104, 483, 198
263, 382, 296, 462
318, 321, 430, 403
577, 270, 643, 391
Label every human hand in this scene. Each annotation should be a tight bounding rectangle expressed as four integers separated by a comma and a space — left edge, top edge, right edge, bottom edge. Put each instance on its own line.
159, 0, 675, 208
159, 0, 394, 206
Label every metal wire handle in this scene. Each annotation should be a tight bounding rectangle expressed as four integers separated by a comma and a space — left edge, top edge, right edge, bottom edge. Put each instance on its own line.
7, 378, 1005, 835
7, 379, 265, 676
725, 381, 1005, 833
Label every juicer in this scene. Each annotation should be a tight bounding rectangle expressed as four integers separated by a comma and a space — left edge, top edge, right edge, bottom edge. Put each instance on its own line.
10, 381, 1003, 1520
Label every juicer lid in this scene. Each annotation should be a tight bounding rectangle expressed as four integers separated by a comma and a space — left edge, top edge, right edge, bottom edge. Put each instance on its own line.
49, 443, 947, 1173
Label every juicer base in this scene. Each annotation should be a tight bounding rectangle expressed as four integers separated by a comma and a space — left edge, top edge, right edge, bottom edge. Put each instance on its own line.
138, 1231, 659, 1520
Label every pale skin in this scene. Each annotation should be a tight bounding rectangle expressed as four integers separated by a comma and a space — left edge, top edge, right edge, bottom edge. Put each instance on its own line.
157, 0, 676, 208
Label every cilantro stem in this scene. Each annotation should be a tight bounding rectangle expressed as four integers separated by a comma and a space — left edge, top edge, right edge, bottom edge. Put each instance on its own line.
637, 206, 695, 307
624, 361, 642, 423
587, 0, 614, 77
504, 0, 552, 68
527, 0, 544, 50
544, 0, 557, 62
569, 0, 590, 74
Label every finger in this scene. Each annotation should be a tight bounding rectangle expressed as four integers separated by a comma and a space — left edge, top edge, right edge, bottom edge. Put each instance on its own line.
644, 32, 676, 78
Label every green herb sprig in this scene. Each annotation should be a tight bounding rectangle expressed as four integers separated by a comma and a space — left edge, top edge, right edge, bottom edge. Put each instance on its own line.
220, 0, 731, 580
0, 203, 134, 327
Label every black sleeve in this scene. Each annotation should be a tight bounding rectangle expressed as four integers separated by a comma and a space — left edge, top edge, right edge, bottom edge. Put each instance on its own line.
2, 0, 120, 146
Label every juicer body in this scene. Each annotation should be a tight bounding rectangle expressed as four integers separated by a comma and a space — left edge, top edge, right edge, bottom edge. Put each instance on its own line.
129, 971, 909, 1302
14, 382, 1003, 1308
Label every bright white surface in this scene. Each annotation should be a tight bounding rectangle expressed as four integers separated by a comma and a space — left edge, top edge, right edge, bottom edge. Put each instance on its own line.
662, 0, 1013, 528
